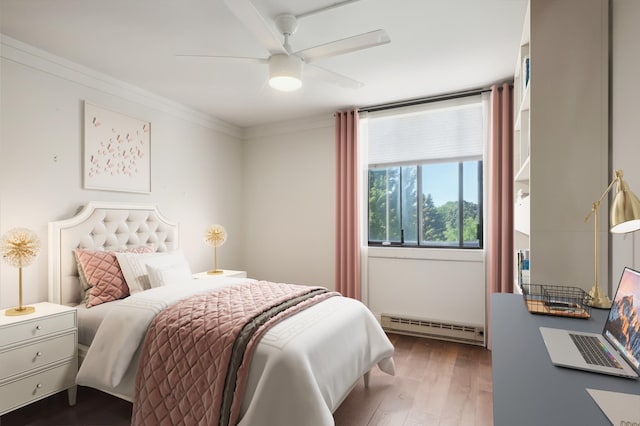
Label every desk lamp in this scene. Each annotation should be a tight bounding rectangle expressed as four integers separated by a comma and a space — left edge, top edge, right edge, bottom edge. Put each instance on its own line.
585, 170, 640, 308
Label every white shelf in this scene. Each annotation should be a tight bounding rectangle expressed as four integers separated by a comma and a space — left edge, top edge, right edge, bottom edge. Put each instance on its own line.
514, 85, 529, 131
514, 195, 530, 235
515, 156, 530, 182
520, 83, 530, 112
513, 0, 531, 286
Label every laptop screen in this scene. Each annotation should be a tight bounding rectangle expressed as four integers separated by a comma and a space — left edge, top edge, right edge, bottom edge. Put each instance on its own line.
603, 267, 640, 373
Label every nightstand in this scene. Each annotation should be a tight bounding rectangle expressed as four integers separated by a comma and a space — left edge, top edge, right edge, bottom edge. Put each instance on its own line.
193, 270, 247, 279
0, 302, 78, 416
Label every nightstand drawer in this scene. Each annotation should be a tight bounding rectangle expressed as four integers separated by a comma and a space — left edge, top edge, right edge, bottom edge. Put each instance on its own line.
0, 332, 76, 381
0, 361, 76, 415
0, 311, 75, 347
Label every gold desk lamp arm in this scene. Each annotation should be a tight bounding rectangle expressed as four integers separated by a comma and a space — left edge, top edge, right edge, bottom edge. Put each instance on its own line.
583, 169, 640, 308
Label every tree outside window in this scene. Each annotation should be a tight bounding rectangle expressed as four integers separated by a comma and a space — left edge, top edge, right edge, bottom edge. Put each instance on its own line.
368, 160, 482, 248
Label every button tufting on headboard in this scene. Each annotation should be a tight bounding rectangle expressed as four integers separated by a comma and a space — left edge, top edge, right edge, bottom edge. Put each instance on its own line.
48, 202, 179, 305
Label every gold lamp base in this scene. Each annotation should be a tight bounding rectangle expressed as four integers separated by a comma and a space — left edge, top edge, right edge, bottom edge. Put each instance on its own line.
587, 284, 612, 309
5, 306, 35, 316
207, 270, 224, 275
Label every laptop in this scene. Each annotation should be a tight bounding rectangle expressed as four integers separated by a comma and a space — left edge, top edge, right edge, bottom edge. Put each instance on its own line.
539, 267, 640, 379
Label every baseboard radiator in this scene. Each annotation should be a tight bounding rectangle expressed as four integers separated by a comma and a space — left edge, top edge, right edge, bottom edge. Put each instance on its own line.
380, 314, 484, 346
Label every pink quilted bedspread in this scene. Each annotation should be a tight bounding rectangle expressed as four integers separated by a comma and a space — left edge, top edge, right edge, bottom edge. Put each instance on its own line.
131, 281, 338, 426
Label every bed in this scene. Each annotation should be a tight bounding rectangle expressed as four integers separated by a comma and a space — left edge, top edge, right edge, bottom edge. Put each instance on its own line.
48, 201, 394, 425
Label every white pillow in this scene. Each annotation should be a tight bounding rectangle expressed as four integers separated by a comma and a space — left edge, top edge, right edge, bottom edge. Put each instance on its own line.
115, 252, 168, 294
145, 254, 192, 288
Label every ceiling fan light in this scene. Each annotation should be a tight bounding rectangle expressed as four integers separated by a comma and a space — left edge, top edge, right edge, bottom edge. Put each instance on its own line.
269, 76, 302, 91
269, 54, 303, 91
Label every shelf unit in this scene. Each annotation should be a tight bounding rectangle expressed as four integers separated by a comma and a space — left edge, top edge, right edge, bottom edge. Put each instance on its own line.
512, 0, 609, 294
513, 9, 530, 180
513, 1, 530, 292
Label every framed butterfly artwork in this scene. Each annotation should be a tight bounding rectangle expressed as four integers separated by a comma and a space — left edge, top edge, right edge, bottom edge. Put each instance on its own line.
83, 101, 151, 193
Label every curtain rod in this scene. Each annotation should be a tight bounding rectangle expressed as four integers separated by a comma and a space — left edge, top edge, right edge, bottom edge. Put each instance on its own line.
360, 84, 509, 114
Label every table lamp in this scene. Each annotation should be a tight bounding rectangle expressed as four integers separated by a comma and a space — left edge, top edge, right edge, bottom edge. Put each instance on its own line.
204, 224, 227, 275
1, 227, 41, 316
584, 170, 640, 308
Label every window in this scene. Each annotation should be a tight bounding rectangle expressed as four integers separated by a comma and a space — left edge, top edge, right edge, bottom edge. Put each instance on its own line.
364, 94, 486, 249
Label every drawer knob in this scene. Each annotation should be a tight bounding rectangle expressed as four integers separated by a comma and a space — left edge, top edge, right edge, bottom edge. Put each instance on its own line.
36, 351, 43, 357
36, 383, 42, 389
35, 325, 42, 331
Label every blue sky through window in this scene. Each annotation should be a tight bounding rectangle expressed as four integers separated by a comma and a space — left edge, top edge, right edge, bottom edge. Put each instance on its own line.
422, 162, 479, 206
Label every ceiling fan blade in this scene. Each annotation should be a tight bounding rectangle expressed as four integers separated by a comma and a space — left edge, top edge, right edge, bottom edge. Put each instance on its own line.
223, 0, 287, 55
296, 29, 390, 63
296, 0, 363, 19
175, 54, 268, 65
305, 64, 364, 90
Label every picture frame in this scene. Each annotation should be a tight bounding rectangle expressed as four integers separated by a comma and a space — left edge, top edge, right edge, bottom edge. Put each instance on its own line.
83, 101, 151, 193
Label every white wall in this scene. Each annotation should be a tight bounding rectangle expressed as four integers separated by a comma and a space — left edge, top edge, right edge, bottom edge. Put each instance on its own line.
368, 248, 485, 325
611, 0, 640, 289
243, 117, 486, 326
0, 36, 245, 309
242, 118, 336, 288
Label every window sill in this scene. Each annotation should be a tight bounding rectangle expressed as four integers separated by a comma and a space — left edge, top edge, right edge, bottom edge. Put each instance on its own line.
367, 246, 483, 262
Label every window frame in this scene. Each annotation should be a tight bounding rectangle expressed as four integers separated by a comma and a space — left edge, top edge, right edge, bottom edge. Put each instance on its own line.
367, 159, 483, 249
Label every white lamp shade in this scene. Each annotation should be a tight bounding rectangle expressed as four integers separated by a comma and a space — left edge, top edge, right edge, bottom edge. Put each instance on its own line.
269, 54, 303, 91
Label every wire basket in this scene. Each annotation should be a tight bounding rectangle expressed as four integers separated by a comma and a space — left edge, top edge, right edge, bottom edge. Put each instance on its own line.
521, 284, 592, 319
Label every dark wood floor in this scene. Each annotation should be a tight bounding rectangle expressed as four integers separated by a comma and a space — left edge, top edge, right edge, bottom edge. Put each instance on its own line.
334, 334, 493, 426
1, 334, 493, 426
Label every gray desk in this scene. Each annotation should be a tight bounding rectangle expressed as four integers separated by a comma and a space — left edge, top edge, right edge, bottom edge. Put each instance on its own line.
491, 293, 640, 426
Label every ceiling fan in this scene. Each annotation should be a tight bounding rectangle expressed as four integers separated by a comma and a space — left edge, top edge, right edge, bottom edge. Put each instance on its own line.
176, 0, 390, 91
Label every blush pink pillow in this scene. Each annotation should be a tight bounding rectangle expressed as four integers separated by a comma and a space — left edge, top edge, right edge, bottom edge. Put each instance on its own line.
74, 246, 153, 308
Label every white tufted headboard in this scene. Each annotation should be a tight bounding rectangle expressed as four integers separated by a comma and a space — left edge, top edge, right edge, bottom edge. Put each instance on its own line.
48, 201, 179, 305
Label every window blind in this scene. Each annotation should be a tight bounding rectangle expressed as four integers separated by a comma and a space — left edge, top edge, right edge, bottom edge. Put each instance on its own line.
366, 95, 484, 166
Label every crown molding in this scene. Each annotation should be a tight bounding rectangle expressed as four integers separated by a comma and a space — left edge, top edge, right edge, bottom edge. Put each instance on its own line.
243, 113, 334, 140
0, 34, 241, 139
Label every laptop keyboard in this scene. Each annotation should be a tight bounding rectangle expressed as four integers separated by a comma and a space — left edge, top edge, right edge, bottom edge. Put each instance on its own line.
569, 333, 622, 369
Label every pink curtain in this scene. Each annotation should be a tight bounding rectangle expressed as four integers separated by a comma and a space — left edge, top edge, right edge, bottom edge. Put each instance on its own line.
487, 83, 513, 348
335, 109, 361, 300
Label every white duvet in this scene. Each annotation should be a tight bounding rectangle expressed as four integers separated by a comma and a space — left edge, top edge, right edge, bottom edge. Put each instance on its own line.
76, 277, 395, 425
